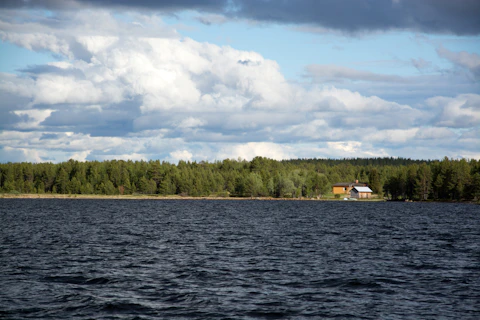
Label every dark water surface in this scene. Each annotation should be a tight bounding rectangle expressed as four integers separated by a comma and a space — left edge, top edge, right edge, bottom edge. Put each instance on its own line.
1, 199, 479, 319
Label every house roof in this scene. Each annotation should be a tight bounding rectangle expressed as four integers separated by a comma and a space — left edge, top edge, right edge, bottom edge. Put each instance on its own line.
332, 182, 349, 186
352, 186, 373, 193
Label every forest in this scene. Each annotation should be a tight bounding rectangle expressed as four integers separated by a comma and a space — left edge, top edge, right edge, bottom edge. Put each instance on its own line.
0, 157, 479, 201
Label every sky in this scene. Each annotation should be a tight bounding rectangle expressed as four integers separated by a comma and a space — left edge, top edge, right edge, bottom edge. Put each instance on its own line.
0, 0, 479, 163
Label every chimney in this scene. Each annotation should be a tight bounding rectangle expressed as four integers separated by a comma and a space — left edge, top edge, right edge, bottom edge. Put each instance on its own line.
355, 180, 358, 184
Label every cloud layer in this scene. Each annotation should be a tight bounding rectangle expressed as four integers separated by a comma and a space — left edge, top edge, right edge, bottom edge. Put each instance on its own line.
0, 6, 479, 163
2, 0, 480, 35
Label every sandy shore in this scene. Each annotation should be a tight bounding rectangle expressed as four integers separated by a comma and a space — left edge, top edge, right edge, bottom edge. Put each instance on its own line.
0, 193, 386, 201
0, 193, 320, 200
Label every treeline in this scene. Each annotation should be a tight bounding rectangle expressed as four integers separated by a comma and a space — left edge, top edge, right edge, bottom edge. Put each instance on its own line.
0, 157, 479, 201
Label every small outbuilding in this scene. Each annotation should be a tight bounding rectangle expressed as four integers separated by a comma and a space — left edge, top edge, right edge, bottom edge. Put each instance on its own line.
350, 186, 373, 199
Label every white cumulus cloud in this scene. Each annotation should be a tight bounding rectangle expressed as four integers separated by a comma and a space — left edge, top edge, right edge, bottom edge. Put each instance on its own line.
0, 8, 478, 162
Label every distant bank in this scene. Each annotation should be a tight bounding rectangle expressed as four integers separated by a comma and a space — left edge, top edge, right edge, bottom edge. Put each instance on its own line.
0, 193, 386, 201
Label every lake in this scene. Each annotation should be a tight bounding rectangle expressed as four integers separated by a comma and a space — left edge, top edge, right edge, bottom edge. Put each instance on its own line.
1, 199, 479, 319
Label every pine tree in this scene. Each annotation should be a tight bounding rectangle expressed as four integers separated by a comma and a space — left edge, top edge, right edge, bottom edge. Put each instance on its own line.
415, 163, 431, 200
368, 168, 382, 195
56, 168, 69, 194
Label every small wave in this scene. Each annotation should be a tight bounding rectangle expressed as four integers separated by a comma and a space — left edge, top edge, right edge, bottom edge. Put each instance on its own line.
43, 275, 113, 285
308, 277, 383, 290
85, 277, 111, 285
0, 307, 44, 316
246, 309, 299, 319
57, 293, 95, 304
100, 301, 155, 314
375, 277, 407, 285
403, 262, 443, 270
3, 200, 479, 319
343, 278, 382, 289
245, 267, 281, 274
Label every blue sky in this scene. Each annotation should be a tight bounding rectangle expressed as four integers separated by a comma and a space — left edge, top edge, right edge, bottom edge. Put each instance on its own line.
0, 42, 53, 74
0, 0, 479, 163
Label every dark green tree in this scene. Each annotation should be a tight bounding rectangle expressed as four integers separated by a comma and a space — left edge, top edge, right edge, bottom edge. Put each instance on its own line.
56, 168, 69, 194
368, 168, 382, 195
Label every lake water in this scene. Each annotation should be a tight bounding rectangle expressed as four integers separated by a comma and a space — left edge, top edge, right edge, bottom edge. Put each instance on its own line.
1, 199, 479, 319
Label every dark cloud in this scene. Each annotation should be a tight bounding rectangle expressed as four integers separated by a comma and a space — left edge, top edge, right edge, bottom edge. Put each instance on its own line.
305, 64, 409, 83
0, 0, 226, 11
40, 98, 142, 136
39, 133, 61, 140
0, 111, 22, 129
0, 91, 32, 130
68, 40, 94, 62
303, 64, 480, 106
233, 0, 480, 35
437, 46, 480, 79
1, 0, 478, 35
195, 13, 227, 25
42, 108, 135, 136
0, 92, 31, 112
19, 65, 86, 78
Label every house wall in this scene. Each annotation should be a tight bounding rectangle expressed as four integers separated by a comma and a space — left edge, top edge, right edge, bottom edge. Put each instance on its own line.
349, 191, 372, 198
333, 186, 350, 194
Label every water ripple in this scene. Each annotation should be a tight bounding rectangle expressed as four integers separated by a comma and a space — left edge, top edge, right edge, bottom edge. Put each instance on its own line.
1, 199, 479, 319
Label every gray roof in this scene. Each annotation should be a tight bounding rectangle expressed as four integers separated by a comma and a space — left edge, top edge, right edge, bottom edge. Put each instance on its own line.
352, 187, 372, 193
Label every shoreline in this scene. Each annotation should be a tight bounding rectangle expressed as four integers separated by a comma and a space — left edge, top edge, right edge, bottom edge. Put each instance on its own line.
1, 194, 476, 204
0, 193, 386, 201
